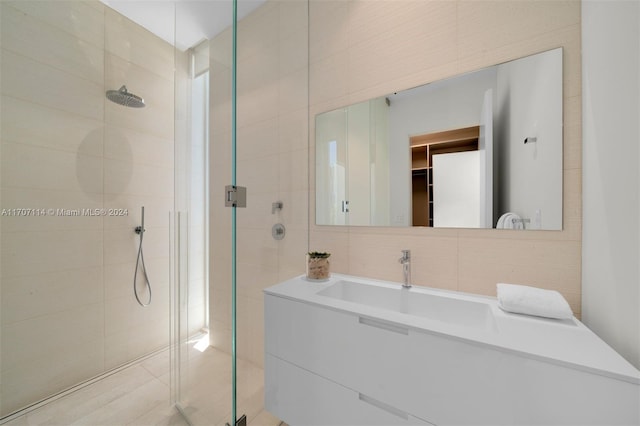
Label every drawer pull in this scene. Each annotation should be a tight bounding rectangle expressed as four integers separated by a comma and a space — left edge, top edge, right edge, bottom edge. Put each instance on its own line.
358, 317, 409, 335
359, 393, 409, 420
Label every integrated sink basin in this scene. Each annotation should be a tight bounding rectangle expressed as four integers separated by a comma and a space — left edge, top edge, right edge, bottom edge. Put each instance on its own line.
317, 279, 497, 333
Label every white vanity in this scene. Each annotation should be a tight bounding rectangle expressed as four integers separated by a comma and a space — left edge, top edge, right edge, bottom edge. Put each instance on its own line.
264, 274, 640, 425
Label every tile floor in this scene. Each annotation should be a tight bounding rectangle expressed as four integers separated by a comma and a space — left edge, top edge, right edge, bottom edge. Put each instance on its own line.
3, 344, 281, 426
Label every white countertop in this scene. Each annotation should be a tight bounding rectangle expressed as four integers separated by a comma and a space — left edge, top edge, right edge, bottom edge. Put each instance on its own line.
265, 273, 640, 385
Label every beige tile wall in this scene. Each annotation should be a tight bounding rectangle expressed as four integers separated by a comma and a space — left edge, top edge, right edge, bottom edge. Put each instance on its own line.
0, 1, 175, 416
309, 0, 582, 316
210, 0, 582, 372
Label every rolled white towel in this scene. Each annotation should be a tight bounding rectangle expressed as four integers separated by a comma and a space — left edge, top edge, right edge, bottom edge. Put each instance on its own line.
497, 212, 523, 229
507, 213, 524, 229
496, 213, 507, 228
496, 283, 573, 319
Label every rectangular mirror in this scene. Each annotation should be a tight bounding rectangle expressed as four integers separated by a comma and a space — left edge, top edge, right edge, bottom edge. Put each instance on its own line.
315, 48, 563, 230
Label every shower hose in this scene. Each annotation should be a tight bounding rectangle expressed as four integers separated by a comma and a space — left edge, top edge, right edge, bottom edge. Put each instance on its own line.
134, 206, 152, 307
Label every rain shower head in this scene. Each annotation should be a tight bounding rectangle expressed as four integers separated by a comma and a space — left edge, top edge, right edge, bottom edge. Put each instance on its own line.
106, 85, 145, 108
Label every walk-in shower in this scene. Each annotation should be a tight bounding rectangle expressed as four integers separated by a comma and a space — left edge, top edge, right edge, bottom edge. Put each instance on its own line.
0, 1, 175, 421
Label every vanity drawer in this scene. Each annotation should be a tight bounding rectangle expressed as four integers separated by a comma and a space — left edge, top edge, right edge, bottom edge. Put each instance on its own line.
265, 295, 415, 395
265, 294, 517, 424
265, 295, 431, 420
265, 354, 434, 426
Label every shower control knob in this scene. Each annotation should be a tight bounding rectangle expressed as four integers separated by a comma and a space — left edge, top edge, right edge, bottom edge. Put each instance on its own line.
272, 223, 285, 240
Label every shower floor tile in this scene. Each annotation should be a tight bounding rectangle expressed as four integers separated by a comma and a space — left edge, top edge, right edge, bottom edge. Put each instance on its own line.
4, 346, 279, 426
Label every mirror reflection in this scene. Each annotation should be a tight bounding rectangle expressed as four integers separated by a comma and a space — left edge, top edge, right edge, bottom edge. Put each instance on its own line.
315, 48, 563, 230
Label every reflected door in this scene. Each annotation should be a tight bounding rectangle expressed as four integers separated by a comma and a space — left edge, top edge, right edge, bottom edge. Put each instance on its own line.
479, 89, 494, 227
316, 109, 348, 225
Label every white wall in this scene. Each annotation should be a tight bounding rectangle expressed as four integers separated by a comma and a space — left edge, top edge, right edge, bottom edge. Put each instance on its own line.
496, 48, 563, 230
582, 0, 640, 369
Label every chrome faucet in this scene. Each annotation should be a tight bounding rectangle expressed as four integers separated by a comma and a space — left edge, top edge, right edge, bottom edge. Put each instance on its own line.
398, 249, 411, 288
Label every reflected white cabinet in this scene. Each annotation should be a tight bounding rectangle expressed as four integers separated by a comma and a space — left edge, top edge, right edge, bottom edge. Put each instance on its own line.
432, 150, 480, 228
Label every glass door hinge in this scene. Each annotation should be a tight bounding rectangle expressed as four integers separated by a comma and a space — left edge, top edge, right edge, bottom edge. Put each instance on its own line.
226, 415, 246, 426
225, 185, 247, 208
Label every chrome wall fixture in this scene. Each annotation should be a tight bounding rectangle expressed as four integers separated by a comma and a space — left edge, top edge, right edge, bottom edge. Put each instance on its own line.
133, 206, 152, 306
272, 223, 286, 240
106, 85, 145, 108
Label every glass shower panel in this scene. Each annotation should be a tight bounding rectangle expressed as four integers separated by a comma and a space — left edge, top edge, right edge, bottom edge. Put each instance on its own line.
234, 0, 309, 424
172, 1, 234, 425
173, 0, 309, 424
0, 0, 176, 421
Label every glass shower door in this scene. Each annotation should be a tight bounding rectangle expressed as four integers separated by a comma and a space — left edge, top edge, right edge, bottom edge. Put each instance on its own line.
173, 0, 308, 424
172, 1, 235, 425
234, 0, 309, 424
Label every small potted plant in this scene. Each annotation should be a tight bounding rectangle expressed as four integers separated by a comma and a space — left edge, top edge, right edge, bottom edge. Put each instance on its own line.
306, 251, 331, 280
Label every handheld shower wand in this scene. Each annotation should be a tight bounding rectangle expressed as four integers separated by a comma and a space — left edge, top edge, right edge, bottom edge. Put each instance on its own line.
134, 206, 152, 307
